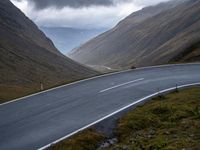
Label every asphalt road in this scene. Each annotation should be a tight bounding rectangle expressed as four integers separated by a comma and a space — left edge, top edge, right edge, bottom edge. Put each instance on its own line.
0, 64, 200, 150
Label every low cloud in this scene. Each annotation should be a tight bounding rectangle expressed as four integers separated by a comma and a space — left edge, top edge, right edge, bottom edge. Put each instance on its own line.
11, 0, 171, 29
13, 0, 132, 9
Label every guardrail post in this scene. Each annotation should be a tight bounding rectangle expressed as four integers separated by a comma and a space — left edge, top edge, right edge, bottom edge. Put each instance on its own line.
40, 82, 44, 91
175, 84, 179, 93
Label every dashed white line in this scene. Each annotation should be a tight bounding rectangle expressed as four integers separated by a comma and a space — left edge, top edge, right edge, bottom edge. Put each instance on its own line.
99, 78, 144, 93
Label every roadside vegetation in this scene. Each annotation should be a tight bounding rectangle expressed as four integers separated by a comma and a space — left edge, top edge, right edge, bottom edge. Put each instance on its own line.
49, 87, 200, 150
49, 129, 105, 150
0, 81, 70, 103
0, 77, 90, 103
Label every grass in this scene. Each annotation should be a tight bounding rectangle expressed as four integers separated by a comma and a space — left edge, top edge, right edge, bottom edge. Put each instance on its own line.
0, 76, 92, 104
49, 87, 200, 150
49, 129, 105, 150
104, 88, 200, 150
0, 70, 110, 103
0, 83, 66, 103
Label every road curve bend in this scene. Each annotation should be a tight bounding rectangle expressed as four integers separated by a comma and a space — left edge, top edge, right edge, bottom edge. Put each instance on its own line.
0, 63, 200, 150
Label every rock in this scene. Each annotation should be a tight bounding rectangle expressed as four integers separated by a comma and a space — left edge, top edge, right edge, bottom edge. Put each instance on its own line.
99, 142, 110, 148
164, 131, 170, 135
108, 138, 118, 145
140, 144, 145, 150
189, 134, 194, 137
172, 134, 178, 138
147, 135, 153, 139
98, 138, 118, 149
122, 145, 128, 150
149, 129, 156, 135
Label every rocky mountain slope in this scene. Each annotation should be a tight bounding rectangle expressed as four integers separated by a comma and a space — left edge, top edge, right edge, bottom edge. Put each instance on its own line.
69, 0, 200, 70
0, 0, 98, 102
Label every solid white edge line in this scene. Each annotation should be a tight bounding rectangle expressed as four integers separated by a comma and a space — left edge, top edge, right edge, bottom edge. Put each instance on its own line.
99, 78, 144, 93
1, 63, 199, 106
38, 82, 200, 150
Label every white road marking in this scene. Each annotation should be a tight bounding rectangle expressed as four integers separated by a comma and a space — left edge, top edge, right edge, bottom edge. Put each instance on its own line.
0, 63, 199, 106
38, 82, 200, 150
99, 78, 144, 93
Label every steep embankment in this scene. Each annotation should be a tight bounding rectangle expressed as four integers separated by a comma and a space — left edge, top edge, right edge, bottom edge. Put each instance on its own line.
69, 0, 200, 70
0, 0, 98, 102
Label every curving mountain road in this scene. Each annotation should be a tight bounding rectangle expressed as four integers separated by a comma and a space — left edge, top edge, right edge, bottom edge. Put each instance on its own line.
0, 64, 200, 150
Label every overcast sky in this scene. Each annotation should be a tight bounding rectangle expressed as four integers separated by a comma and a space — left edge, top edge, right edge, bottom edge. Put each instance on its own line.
11, 0, 171, 29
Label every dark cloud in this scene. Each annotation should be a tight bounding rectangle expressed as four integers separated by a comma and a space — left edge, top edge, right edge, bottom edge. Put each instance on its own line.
13, 0, 172, 10
26, 0, 118, 9
11, 0, 173, 29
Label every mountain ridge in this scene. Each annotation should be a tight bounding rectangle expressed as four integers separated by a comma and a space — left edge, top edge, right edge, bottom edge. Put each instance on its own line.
69, 0, 200, 70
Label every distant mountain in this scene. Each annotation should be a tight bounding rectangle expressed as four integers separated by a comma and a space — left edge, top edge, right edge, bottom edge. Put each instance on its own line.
0, 0, 98, 102
69, 0, 200, 70
40, 27, 106, 54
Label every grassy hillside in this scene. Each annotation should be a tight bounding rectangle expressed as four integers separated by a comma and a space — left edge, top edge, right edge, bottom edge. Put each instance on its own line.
49, 87, 200, 150
0, 0, 98, 103
170, 41, 200, 63
69, 0, 200, 70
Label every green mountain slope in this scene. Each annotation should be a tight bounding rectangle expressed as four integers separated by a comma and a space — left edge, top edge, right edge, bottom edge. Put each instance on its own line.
69, 0, 200, 70
0, 0, 98, 102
